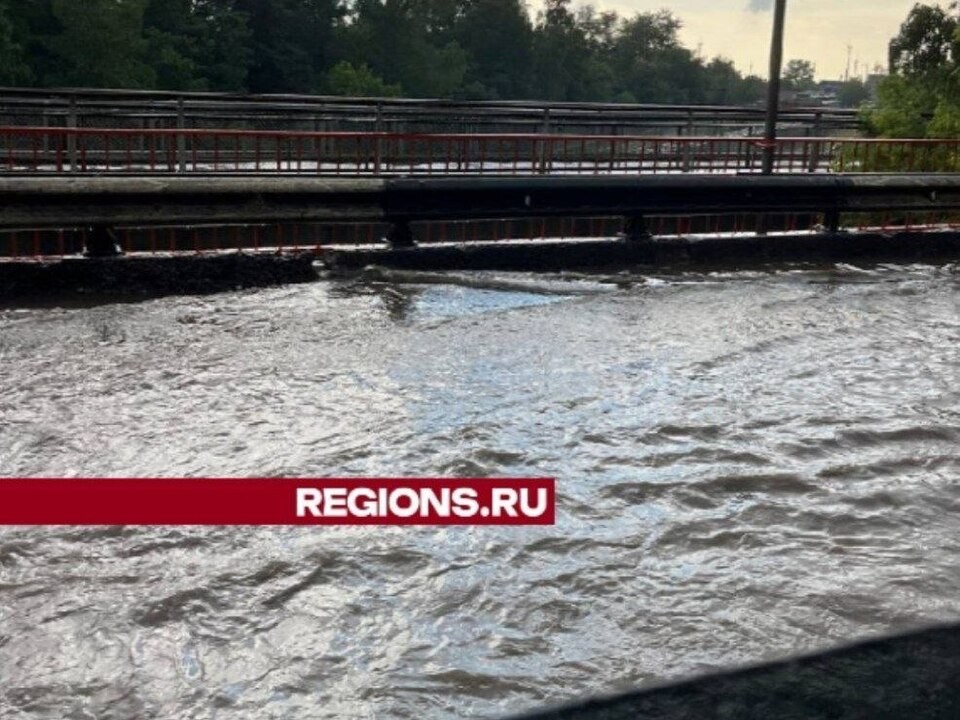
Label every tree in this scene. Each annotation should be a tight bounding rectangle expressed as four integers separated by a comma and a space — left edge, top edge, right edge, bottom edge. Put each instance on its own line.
5, 1, 57, 86
191, 0, 251, 91
782, 59, 815, 91
530, 0, 594, 100
702, 58, 765, 105
337, 0, 467, 98
455, 0, 534, 99
0, 0, 30, 85
863, 74, 929, 137
44, 0, 156, 88
235, 0, 341, 93
888, 2, 958, 78
325, 61, 401, 96
0, 0, 787, 105
608, 11, 700, 104
866, 2, 960, 139
143, 0, 208, 90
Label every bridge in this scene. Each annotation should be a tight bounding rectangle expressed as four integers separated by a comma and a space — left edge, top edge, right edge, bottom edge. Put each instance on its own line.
0, 89, 958, 290
1, 121, 958, 261
2, 172, 959, 266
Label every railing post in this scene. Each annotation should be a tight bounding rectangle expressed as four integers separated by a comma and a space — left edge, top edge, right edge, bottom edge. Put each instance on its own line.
824, 209, 841, 233
84, 225, 122, 257
67, 96, 77, 172
385, 221, 416, 248
683, 110, 694, 172
807, 111, 822, 173
42, 113, 50, 160
538, 108, 551, 174
176, 97, 187, 173
374, 102, 384, 175
620, 215, 652, 242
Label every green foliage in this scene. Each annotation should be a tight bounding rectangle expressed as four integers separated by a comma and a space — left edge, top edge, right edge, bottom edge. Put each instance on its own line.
455, 0, 533, 99
235, 0, 340, 93
190, 1, 252, 91
782, 59, 815, 91
0, 0, 30, 85
851, 41, 960, 170
0, 0, 768, 105
889, 2, 958, 79
140, 0, 252, 92
836, 137, 960, 173
143, 0, 209, 90
926, 97, 960, 138
336, 0, 468, 98
609, 11, 679, 102
45, 0, 156, 88
865, 2, 960, 143
531, 0, 596, 100
863, 74, 931, 138
325, 61, 401, 97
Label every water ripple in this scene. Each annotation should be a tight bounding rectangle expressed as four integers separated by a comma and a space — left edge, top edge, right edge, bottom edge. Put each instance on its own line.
2, 265, 960, 718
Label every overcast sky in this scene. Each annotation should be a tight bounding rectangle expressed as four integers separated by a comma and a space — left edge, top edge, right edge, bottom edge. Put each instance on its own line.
544, 0, 933, 80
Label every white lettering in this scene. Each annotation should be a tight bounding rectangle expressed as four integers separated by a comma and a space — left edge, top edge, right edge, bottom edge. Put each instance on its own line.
347, 487, 378, 517
491, 488, 519, 517
420, 488, 451, 517
389, 488, 420, 518
296, 488, 322, 517
520, 488, 548, 517
323, 487, 348, 517
451, 487, 480, 517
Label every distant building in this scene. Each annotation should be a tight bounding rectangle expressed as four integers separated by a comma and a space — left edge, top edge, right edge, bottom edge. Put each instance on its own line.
817, 80, 843, 97
781, 87, 834, 108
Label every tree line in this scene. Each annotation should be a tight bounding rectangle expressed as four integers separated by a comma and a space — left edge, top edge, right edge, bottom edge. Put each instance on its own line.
0, 0, 774, 104
867, 1, 960, 137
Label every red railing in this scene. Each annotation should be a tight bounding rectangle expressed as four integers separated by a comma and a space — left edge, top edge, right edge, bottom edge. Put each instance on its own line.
3, 126, 960, 176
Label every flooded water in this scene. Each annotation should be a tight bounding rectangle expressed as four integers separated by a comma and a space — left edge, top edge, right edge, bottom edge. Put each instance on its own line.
2, 263, 960, 719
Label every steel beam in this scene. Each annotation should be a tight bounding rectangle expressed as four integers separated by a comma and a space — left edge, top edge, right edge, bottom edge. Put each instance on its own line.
2, 174, 960, 230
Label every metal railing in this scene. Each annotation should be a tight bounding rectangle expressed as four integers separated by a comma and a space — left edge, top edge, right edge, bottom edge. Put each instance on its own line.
0, 86, 861, 136
2, 126, 958, 176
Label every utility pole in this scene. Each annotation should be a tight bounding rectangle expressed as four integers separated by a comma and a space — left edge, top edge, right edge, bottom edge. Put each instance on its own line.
762, 0, 788, 175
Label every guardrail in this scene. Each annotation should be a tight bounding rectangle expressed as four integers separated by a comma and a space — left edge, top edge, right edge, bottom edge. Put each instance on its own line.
0, 87, 861, 135
1, 127, 957, 176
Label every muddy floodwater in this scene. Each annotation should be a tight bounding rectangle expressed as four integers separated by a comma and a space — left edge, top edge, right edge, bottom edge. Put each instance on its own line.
2, 263, 960, 719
